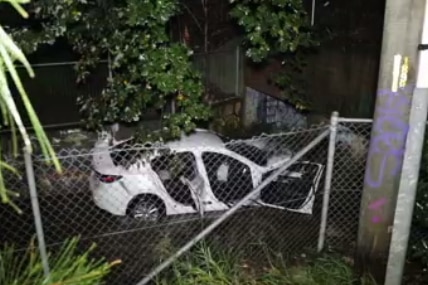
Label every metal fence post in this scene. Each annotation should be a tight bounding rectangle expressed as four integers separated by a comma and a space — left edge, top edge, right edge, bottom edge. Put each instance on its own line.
23, 146, 50, 277
317, 111, 339, 252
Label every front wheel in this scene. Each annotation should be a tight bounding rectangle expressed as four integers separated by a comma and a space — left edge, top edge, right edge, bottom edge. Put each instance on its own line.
128, 196, 165, 222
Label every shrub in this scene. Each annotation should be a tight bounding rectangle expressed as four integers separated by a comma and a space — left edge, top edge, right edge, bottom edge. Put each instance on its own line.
0, 237, 120, 285
156, 243, 376, 285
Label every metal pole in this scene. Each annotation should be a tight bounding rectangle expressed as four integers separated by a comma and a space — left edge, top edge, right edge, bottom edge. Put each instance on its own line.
385, 1, 428, 283
317, 111, 339, 252
15, 60, 108, 68
311, 0, 316, 26
136, 129, 330, 285
24, 147, 50, 277
356, 0, 425, 281
235, 46, 240, 97
108, 52, 113, 81
337, 118, 373, 124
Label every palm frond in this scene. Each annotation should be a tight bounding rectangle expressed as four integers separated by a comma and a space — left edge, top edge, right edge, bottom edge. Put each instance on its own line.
0, 0, 62, 206
0, 237, 121, 285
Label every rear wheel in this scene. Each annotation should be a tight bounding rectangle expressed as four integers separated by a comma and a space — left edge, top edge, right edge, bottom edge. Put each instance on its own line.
127, 195, 166, 222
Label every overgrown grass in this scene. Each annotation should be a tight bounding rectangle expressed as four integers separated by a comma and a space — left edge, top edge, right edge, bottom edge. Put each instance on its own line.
156, 243, 377, 285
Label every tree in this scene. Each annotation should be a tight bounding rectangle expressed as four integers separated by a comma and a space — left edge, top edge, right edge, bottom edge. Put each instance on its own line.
10, 0, 212, 140
229, 0, 319, 110
9, 0, 317, 139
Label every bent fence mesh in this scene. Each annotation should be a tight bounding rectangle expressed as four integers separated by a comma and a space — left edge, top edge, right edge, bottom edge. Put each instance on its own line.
0, 120, 427, 284
0, 125, 327, 284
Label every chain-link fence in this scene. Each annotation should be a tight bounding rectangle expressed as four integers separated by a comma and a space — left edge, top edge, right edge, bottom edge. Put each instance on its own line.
323, 118, 372, 252
1, 116, 428, 284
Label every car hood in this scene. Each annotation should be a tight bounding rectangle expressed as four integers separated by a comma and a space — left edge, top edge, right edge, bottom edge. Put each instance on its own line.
265, 154, 292, 170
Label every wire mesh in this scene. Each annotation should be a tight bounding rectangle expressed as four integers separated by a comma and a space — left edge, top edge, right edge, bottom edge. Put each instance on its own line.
3, 117, 428, 284
324, 120, 372, 253
0, 155, 35, 249
1, 125, 331, 284
325, 120, 428, 285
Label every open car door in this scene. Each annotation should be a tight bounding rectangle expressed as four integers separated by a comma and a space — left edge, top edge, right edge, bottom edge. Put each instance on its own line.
258, 162, 324, 214
180, 176, 205, 217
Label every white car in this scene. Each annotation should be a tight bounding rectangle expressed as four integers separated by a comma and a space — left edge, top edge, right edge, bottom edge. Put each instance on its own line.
89, 129, 324, 221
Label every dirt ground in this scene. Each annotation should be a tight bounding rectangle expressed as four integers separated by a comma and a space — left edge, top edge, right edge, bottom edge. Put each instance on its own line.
0, 187, 335, 284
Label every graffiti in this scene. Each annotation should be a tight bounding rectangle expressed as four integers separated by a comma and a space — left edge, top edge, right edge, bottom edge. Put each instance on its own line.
364, 84, 413, 223
364, 87, 412, 188
363, 55, 412, 224
364, 86, 411, 223
244, 87, 307, 130
264, 95, 306, 129
368, 197, 387, 224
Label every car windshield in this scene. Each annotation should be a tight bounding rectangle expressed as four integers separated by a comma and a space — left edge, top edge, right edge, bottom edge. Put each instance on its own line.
225, 142, 269, 166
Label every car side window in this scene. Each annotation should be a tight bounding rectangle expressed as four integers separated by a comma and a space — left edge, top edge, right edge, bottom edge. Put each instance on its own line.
202, 152, 253, 204
260, 163, 321, 209
150, 152, 198, 207
151, 152, 197, 181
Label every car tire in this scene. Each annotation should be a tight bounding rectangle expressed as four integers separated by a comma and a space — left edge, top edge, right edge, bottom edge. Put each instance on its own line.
127, 195, 166, 222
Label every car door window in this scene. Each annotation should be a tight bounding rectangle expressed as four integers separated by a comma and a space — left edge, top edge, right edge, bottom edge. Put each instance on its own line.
151, 152, 197, 207
202, 152, 253, 204
260, 163, 321, 209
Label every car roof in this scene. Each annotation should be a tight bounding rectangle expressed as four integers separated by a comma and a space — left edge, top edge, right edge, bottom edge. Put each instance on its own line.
165, 129, 225, 150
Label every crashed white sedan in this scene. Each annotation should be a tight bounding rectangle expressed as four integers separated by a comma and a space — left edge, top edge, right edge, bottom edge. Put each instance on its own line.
89, 129, 324, 221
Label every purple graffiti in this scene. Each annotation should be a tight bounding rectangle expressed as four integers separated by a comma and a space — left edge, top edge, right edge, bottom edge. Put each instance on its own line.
364, 85, 413, 224
364, 87, 411, 188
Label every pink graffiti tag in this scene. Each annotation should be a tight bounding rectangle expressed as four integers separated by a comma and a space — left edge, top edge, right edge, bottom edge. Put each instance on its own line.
368, 197, 387, 223
368, 197, 387, 210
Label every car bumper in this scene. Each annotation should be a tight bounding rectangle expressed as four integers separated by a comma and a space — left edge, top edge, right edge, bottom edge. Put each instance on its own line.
89, 173, 132, 216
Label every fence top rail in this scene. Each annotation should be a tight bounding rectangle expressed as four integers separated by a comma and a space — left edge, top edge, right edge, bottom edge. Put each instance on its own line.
0, 122, 82, 135
338, 117, 373, 123
338, 116, 428, 124
26, 125, 328, 161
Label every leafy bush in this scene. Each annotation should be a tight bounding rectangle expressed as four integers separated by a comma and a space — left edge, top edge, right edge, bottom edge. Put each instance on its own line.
10, 0, 211, 139
10, 0, 318, 139
230, 0, 319, 110
408, 139, 428, 272
0, 237, 120, 285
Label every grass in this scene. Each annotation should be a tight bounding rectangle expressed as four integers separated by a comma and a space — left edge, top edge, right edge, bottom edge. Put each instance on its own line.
155, 243, 377, 285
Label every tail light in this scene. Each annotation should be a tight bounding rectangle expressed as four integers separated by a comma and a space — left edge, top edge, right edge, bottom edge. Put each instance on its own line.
94, 170, 122, 183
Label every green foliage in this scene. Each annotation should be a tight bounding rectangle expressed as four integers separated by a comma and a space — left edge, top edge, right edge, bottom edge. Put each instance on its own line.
156, 244, 376, 285
230, 0, 315, 61
408, 139, 428, 271
414, 139, 428, 228
230, 0, 318, 110
11, 0, 211, 140
0, 0, 60, 208
9, 0, 319, 139
272, 51, 312, 110
0, 237, 120, 285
